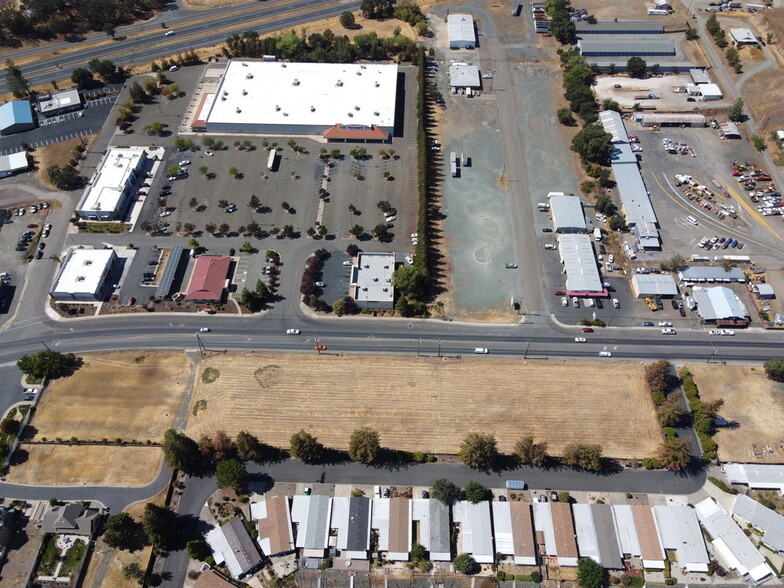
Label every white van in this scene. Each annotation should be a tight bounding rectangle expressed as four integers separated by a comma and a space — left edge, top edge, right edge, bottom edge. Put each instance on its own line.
599, 351, 612, 357
474, 347, 488, 354
612, 298, 620, 309
687, 215, 699, 226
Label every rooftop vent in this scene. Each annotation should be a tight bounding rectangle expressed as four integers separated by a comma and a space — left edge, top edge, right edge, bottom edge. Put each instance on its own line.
221, 96, 226, 101
83, 260, 93, 266
361, 65, 367, 69
373, 277, 379, 282
374, 111, 379, 116
236, 107, 241, 113
375, 81, 380, 87
242, 89, 247, 95
242, 62, 248, 67
364, 264, 370, 269
347, 112, 353, 117
281, 63, 287, 67
354, 105, 360, 111
292, 79, 300, 86
275, 105, 281, 111
282, 112, 288, 116
356, 71, 362, 76
245, 73, 253, 79
336, 80, 343, 87
362, 287, 368, 291
223, 90, 228, 96
310, 106, 315, 112
76, 276, 85, 281
383, 287, 388, 291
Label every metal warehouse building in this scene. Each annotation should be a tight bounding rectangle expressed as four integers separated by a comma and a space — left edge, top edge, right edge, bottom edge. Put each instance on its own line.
195, 61, 398, 141
557, 234, 603, 294
637, 113, 706, 127
448, 14, 476, 49
692, 286, 748, 325
577, 39, 675, 57
678, 266, 745, 283
631, 274, 678, 298
0, 100, 35, 136
0, 151, 29, 178
550, 194, 586, 233
575, 21, 663, 34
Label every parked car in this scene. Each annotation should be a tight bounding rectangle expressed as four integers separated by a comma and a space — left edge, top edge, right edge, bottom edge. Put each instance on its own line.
505, 263, 518, 269
581, 328, 594, 333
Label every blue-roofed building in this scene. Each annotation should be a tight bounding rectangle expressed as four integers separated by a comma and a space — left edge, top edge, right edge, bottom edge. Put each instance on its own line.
0, 101, 35, 136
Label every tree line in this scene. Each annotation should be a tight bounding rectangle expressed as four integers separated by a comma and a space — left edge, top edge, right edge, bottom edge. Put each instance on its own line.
223, 28, 419, 63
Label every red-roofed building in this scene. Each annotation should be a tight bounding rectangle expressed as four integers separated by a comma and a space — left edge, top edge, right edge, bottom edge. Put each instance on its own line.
186, 256, 231, 302
323, 124, 390, 143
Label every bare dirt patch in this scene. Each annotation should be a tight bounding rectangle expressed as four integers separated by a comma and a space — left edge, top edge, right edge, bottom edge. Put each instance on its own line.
584, 0, 683, 22
187, 353, 661, 458
6, 445, 162, 486
30, 136, 95, 191
688, 364, 784, 463
29, 351, 191, 443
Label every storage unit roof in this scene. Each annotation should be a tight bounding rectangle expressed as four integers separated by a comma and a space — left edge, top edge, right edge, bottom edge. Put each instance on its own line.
577, 39, 675, 56
558, 234, 603, 293
640, 113, 706, 125
550, 195, 586, 232
599, 110, 627, 143
678, 266, 745, 282
0, 151, 29, 174
575, 21, 663, 34
612, 149, 658, 227
689, 68, 711, 84
695, 498, 772, 584
0, 100, 33, 131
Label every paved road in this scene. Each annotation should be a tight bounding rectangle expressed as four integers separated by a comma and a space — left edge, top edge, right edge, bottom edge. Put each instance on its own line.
1, 0, 361, 93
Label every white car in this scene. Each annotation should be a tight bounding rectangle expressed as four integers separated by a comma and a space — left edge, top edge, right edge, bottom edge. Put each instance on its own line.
167, 175, 178, 181
574, 337, 586, 342
587, 298, 595, 308
286, 329, 300, 335
411, 233, 419, 239
405, 256, 413, 265
315, 281, 325, 287
199, 327, 210, 332
385, 215, 396, 223
709, 330, 722, 336
165, 30, 175, 36
608, 254, 614, 263
599, 351, 612, 357
721, 329, 735, 336
561, 297, 568, 307
342, 260, 353, 266
658, 321, 672, 327
661, 328, 677, 335
159, 211, 171, 217
178, 160, 191, 166
474, 347, 488, 354
204, 151, 214, 156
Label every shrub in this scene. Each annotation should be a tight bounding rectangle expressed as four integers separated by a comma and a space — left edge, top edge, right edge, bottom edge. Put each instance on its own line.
531, 571, 543, 582
708, 476, 738, 495
662, 427, 677, 438
642, 457, 662, 469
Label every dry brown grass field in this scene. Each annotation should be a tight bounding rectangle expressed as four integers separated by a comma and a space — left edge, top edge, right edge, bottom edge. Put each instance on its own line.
688, 364, 784, 463
6, 445, 162, 486
187, 353, 661, 458
29, 351, 191, 443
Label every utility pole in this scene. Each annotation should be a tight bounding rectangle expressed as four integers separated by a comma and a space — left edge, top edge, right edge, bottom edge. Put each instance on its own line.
40, 341, 52, 352
417, 337, 421, 357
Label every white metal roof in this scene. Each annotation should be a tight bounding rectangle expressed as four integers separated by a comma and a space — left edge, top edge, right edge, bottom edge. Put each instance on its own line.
206, 61, 398, 129
550, 195, 586, 232
352, 252, 395, 305
732, 494, 784, 553
631, 274, 679, 296
411, 499, 430, 550
38, 89, 81, 114
679, 266, 745, 282
599, 110, 626, 143
557, 234, 603, 292
573, 504, 600, 562
700, 83, 722, 98
689, 68, 711, 84
652, 506, 710, 572
695, 498, 772, 584
290, 495, 331, 550
50, 249, 114, 296
79, 147, 146, 214
447, 14, 476, 45
692, 286, 747, 321
453, 501, 494, 563
330, 497, 351, 550
532, 502, 557, 556
611, 505, 641, 557
371, 498, 390, 551
731, 28, 758, 44
725, 463, 784, 492
492, 502, 514, 555
0, 151, 28, 174
720, 121, 741, 138
448, 63, 481, 88
611, 151, 658, 226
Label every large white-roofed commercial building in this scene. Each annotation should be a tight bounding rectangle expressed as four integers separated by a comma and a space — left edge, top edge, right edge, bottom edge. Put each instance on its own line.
448, 14, 476, 49
557, 234, 604, 295
550, 194, 586, 233
193, 61, 398, 142
76, 147, 148, 221
350, 252, 395, 309
49, 249, 117, 301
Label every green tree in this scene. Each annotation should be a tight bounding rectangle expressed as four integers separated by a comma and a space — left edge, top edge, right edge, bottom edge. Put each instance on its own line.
571, 123, 613, 166
0, 418, 20, 437
348, 426, 381, 464
349, 224, 364, 238
235, 430, 264, 461
601, 98, 621, 112
103, 513, 138, 550
340, 11, 356, 27
122, 562, 144, 583
142, 503, 177, 549
88, 58, 116, 80
728, 98, 744, 122
608, 213, 627, 232
752, 135, 766, 152
17, 351, 78, 380
71, 67, 94, 89
656, 437, 692, 471
162, 429, 202, 473
463, 481, 489, 503
129, 81, 146, 103
198, 165, 208, 176
392, 265, 425, 298
562, 442, 603, 471
552, 10, 576, 44
453, 553, 478, 575
216, 458, 247, 490
685, 26, 699, 40
411, 542, 428, 562
513, 436, 549, 467
577, 557, 605, 588
706, 13, 720, 36
657, 397, 685, 428
626, 56, 647, 78
240, 241, 253, 253
167, 164, 180, 177
149, 121, 165, 135
281, 224, 295, 238
186, 538, 211, 561
103, 22, 116, 38
229, 166, 240, 178
458, 432, 498, 469
290, 429, 325, 463
557, 107, 576, 126
5, 59, 30, 97
764, 359, 784, 382
432, 478, 460, 505
332, 299, 347, 315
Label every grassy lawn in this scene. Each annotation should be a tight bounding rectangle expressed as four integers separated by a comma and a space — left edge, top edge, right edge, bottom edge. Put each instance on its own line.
60, 541, 86, 576
18, 405, 29, 417
36, 533, 60, 575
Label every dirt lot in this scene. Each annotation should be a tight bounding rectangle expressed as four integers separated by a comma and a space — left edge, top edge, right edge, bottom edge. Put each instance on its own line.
585, 0, 685, 22
6, 445, 163, 486
688, 364, 784, 463
29, 351, 192, 443
187, 354, 661, 459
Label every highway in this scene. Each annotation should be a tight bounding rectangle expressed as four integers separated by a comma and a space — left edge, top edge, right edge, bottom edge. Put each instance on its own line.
0, 0, 361, 93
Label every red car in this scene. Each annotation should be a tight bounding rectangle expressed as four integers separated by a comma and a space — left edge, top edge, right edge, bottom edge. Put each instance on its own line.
554, 290, 566, 296
581, 327, 594, 333
160, 184, 172, 190
26, 223, 38, 228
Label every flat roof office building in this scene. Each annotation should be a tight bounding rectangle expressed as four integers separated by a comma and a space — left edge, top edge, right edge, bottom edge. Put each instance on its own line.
76, 147, 148, 221
49, 249, 117, 302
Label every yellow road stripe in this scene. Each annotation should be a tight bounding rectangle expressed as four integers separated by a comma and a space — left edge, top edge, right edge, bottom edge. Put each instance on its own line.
651, 171, 783, 256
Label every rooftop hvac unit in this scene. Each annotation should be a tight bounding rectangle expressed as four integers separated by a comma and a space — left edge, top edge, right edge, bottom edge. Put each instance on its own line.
236, 107, 241, 113
383, 265, 389, 269
241, 62, 248, 67
223, 90, 228, 96
383, 287, 388, 291
281, 63, 287, 67
292, 79, 300, 86
364, 264, 370, 268
375, 81, 380, 87
336, 80, 343, 87
76, 276, 85, 281
221, 96, 226, 101
347, 112, 353, 117
83, 260, 93, 265
282, 112, 288, 116
374, 112, 379, 116
356, 71, 362, 75
310, 106, 315, 112
245, 73, 253, 79
275, 105, 281, 111
373, 277, 379, 282
361, 65, 367, 69
242, 89, 247, 95
362, 287, 368, 291
355, 105, 360, 111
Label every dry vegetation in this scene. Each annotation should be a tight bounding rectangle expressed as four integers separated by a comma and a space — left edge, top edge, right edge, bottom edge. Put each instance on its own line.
187, 353, 661, 458
31, 136, 95, 190
29, 351, 191, 443
6, 445, 162, 486
688, 364, 784, 463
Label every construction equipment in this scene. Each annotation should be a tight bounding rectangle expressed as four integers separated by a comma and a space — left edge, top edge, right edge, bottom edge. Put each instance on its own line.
645, 297, 658, 311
